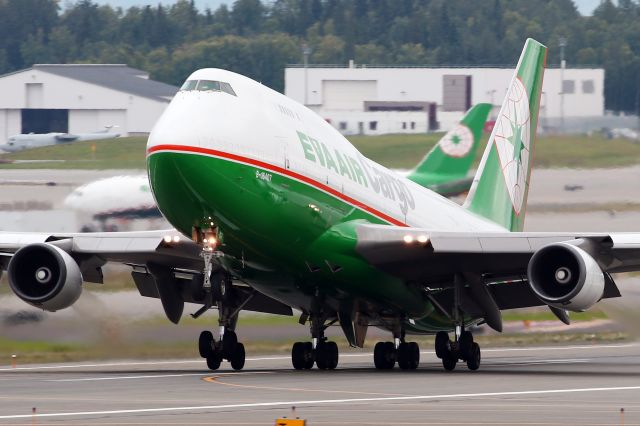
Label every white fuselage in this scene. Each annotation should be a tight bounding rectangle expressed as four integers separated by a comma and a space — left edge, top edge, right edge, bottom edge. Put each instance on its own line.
148, 69, 505, 234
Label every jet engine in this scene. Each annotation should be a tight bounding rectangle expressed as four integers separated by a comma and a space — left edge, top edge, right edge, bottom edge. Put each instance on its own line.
527, 242, 605, 312
7, 243, 82, 311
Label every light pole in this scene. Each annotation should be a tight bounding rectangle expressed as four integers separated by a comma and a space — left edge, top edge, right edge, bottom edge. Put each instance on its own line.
302, 43, 312, 106
559, 37, 567, 133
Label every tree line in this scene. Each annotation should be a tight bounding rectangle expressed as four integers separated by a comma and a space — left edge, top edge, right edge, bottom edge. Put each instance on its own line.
0, 0, 639, 113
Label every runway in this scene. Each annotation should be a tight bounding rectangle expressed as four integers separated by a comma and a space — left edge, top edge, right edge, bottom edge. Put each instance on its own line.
1, 343, 640, 425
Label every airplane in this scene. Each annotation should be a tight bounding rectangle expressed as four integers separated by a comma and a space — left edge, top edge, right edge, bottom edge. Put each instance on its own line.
407, 103, 492, 196
63, 175, 164, 231
1, 39, 638, 373
61, 108, 490, 230
0, 127, 120, 153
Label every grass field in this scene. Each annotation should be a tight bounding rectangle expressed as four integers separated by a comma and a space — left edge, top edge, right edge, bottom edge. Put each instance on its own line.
1, 133, 640, 170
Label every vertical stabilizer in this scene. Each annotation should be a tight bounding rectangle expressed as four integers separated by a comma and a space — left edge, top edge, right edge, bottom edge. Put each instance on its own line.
463, 39, 547, 232
407, 103, 491, 190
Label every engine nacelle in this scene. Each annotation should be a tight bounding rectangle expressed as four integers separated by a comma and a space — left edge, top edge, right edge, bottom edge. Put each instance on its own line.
527, 242, 605, 312
7, 243, 82, 312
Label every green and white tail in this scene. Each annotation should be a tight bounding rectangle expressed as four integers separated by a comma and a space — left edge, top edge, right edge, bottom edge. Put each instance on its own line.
463, 38, 547, 232
407, 103, 491, 189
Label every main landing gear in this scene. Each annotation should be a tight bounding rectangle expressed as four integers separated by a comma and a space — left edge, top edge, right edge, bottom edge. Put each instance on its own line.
435, 329, 481, 371
291, 313, 339, 370
196, 242, 246, 371
373, 339, 420, 370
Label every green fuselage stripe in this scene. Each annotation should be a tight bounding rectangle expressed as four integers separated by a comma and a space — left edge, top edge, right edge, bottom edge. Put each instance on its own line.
147, 144, 408, 227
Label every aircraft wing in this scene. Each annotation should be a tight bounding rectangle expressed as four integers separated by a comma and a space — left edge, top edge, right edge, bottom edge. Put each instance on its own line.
355, 224, 638, 326
356, 224, 640, 279
0, 230, 292, 320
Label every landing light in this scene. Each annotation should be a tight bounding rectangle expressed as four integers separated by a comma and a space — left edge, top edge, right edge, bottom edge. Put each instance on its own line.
417, 235, 428, 243
163, 235, 172, 243
173, 235, 180, 243
403, 235, 413, 244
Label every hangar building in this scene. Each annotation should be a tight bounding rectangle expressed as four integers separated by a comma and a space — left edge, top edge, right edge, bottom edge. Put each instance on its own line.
285, 65, 605, 135
0, 64, 178, 143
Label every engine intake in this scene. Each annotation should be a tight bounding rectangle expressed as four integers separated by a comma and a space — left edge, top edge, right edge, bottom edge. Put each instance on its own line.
527, 242, 605, 312
7, 243, 82, 311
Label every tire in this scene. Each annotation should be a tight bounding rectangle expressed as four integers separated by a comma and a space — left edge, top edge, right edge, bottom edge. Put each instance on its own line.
206, 352, 222, 370
230, 342, 245, 371
222, 330, 238, 359
303, 342, 314, 369
316, 344, 329, 370
397, 343, 410, 370
408, 342, 420, 370
435, 331, 449, 359
292, 342, 306, 370
198, 331, 214, 358
442, 354, 457, 371
383, 341, 396, 369
466, 342, 481, 371
374, 342, 386, 369
326, 341, 339, 370
459, 331, 474, 361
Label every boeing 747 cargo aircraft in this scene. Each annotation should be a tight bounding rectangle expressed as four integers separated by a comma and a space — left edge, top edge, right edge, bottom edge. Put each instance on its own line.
1, 39, 638, 372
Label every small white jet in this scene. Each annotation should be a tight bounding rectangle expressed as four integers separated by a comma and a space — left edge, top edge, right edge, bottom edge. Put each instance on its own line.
0, 127, 120, 153
0, 39, 639, 373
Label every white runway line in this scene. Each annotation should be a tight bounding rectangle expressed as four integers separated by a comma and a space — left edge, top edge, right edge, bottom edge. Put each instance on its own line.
1, 385, 640, 420
0, 343, 635, 373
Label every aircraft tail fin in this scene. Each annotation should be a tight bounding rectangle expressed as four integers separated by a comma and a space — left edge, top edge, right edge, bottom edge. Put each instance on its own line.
407, 103, 491, 191
463, 39, 547, 232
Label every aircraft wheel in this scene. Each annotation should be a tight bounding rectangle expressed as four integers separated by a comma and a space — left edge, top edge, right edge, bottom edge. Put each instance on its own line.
222, 330, 238, 359
442, 353, 457, 371
466, 342, 481, 371
292, 342, 306, 370
230, 342, 245, 371
316, 343, 330, 370
206, 352, 222, 371
435, 331, 449, 359
303, 342, 314, 369
198, 330, 214, 358
326, 341, 339, 370
459, 331, 474, 361
374, 341, 396, 369
398, 342, 420, 370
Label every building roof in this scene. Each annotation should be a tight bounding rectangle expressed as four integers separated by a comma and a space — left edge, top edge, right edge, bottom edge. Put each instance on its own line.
24, 64, 178, 102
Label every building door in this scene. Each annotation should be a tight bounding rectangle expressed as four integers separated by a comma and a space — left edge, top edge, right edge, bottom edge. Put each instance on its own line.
21, 109, 69, 134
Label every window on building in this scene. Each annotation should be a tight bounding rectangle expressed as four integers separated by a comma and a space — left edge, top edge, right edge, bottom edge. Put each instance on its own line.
410, 122, 416, 130
562, 80, 575, 94
582, 80, 595, 94
339, 122, 348, 130
369, 121, 377, 131
402, 122, 407, 129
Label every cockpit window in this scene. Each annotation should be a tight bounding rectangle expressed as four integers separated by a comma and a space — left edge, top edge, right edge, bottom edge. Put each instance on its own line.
180, 79, 237, 96
197, 80, 221, 91
180, 80, 198, 91
220, 82, 237, 96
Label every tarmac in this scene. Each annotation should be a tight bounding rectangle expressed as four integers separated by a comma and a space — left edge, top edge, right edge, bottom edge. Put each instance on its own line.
0, 343, 639, 425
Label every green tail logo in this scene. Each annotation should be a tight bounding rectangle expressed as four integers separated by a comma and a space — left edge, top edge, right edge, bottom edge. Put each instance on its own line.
463, 39, 547, 231
407, 103, 491, 194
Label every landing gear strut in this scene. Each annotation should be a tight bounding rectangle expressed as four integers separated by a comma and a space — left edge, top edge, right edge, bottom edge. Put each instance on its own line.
435, 329, 481, 371
291, 312, 339, 370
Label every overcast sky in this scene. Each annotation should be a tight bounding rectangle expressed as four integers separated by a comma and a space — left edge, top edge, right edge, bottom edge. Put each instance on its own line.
82, 0, 603, 15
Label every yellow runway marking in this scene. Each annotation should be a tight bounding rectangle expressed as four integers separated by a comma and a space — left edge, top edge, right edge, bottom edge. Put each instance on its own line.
202, 375, 413, 397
